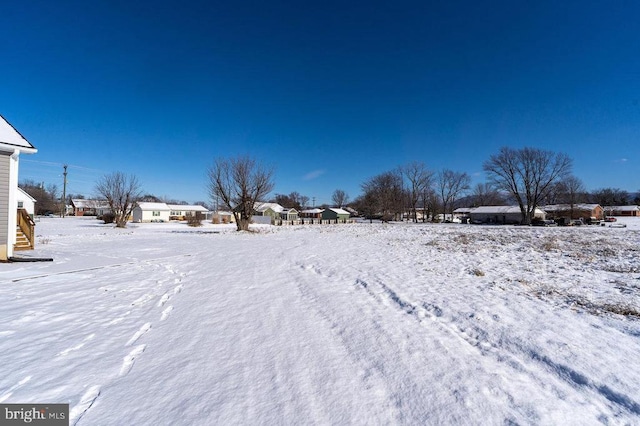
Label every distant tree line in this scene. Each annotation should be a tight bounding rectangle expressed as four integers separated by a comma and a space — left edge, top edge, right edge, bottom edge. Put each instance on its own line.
22, 148, 640, 230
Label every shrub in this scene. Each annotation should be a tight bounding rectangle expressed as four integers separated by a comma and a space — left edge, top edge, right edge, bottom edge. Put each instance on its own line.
102, 212, 115, 224
187, 212, 203, 227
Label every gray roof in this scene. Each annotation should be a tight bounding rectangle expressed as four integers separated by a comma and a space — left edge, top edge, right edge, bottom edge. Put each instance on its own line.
542, 204, 601, 212
470, 206, 545, 214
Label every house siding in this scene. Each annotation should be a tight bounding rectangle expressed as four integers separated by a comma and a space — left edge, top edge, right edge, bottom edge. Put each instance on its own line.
0, 153, 10, 252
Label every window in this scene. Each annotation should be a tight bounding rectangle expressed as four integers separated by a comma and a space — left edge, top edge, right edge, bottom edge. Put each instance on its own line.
152, 211, 160, 216
18, 201, 24, 208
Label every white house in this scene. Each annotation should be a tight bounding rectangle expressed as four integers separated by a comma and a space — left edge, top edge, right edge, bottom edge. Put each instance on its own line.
72, 199, 111, 217
167, 204, 209, 220
17, 187, 36, 217
0, 115, 37, 260
132, 202, 171, 223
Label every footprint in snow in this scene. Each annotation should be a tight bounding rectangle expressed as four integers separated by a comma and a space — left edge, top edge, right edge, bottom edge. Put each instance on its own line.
69, 385, 101, 425
160, 306, 173, 321
157, 293, 170, 307
174, 284, 183, 294
119, 345, 146, 376
126, 323, 151, 346
130, 294, 154, 307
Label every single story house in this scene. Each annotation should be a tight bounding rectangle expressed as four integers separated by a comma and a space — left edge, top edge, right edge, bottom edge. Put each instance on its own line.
300, 208, 323, 219
253, 202, 298, 223
167, 204, 209, 220
211, 210, 235, 224
17, 187, 36, 217
469, 206, 546, 224
72, 199, 111, 217
133, 202, 171, 223
1, 115, 38, 260
322, 208, 351, 222
542, 204, 603, 221
453, 207, 474, 217
344, 207, 358, 217
603, 205, 640, 217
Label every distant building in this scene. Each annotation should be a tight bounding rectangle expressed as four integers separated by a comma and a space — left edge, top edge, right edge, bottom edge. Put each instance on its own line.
1, 115, 38, 259
321, 208, 351, 222
603, 205, 640, 217
132, 202, 171, 222
167, 204, 209, 220
17, 187, 36, 217
71, 199, 111, 217
542, 204, 603, 221
469, 206, 546, 224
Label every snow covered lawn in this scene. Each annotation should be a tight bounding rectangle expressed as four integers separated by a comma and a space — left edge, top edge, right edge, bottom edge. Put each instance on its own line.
1, 217, 640, 424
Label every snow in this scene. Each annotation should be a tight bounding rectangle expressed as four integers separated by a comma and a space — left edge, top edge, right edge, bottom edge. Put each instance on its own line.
0, 115, 36, 151
1, 217, 640, 424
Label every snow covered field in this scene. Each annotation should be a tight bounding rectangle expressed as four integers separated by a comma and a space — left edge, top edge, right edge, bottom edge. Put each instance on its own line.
1, 217, 640, 425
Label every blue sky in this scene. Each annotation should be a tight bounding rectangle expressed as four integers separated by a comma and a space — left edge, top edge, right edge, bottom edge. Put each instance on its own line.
3, 1, 639, 205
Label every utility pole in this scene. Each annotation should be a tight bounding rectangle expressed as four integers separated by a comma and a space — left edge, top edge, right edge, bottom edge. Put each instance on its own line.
61, 164, 68, 218
312, 197, 316, 207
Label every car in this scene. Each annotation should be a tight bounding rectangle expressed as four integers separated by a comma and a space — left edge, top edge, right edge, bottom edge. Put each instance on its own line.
604, 217, 617, 222
532, 219, 557, 227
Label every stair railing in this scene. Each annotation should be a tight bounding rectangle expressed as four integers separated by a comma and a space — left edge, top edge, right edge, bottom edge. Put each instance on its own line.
17, 209, 35, 249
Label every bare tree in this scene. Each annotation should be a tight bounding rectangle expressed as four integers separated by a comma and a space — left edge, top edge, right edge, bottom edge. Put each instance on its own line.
589, 187, 629, 206
483, 147, 572, 225
401, 162, 433, 222
331, 189, 349, 208
471, 182, 504, 207
95, 172, 143, 228
20, 180, 60, 215
555, 175, 586, 216
420, 187, 438, 222
361, 171, 404, 221
208, 156, 275, 231
299, 195, 310, 210
436, 169, 471, 222
273, 191, 307, 210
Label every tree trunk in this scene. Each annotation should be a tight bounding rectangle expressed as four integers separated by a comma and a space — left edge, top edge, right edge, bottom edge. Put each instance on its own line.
236, 217, 251, 231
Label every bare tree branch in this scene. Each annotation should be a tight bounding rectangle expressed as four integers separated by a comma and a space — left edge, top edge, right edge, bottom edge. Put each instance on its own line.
95, 172, 142, 228
483, 147, 572, 224
208, 156, 275, 231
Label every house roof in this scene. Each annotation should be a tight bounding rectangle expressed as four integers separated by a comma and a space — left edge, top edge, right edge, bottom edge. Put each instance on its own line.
136, 202, 171, 211
0, 115, 37, 153
72, 199, 110, 209
325, 208, 350, 215
254, 202, 285, 213
167, 204, 209, 212
453, 207, 474, 214
301, 208, 324, 214
17, 187, 36, 202
604, 205, 640, 212
542, 204, 601, 212
470, 206, 545, 215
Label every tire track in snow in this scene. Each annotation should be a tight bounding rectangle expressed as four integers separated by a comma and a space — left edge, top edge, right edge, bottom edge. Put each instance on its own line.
353, 269, 640, 418
292, 260, 494, 423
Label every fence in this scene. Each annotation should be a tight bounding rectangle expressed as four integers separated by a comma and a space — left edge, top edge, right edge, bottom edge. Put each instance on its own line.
272, 218, 355, 226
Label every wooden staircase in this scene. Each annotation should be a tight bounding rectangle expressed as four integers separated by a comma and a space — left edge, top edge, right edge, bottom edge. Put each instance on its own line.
15, 226, 32, 250
14, 209, 35, 251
